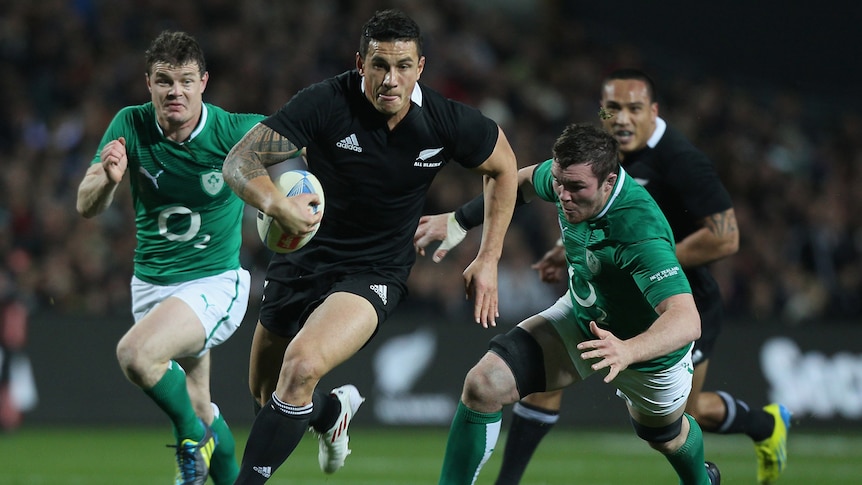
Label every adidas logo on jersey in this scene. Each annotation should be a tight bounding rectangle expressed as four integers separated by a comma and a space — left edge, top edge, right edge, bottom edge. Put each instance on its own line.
336, 134, 363, 152
370, 284, 388, 305
253, 466, 272, 478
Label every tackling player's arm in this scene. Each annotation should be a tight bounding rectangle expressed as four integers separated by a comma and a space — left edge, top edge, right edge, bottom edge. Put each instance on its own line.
578, 293, 701, 383
675, 207, 739, 268
223, 122, 321, 237
77, 137, 128, 218
414, 162, 537, 261
461, 126, 519, 328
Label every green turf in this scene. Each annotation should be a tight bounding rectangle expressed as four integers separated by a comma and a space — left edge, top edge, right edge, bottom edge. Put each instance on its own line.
0, 425, 858, 484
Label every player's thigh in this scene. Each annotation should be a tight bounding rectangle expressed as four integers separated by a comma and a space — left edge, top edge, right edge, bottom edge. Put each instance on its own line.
129, 270, 250, 358
122, 296, 206, 363
519, 313, 580, 391
618, 350, 694, 426
286, 291, 378, 374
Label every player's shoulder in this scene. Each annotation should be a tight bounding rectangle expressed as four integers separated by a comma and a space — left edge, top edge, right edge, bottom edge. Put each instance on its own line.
113, 103, 154, 122
418, 82, 484, 117
297, 70, 356, 100
204, 102, 265, 124
607, 172, 672, 239
655, 124, 711, 164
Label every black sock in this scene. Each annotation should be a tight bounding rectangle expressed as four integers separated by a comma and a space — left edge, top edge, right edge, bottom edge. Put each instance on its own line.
715, 391, 774, 441
495, 401, 558, 485
309, 388, 340, 433
235, 394, 312, 484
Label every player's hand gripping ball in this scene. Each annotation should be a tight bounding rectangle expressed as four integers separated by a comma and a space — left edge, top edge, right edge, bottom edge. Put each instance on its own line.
256, 170, 325, 253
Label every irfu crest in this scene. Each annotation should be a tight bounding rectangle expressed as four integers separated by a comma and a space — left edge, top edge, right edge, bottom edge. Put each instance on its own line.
201, 171, 224, 196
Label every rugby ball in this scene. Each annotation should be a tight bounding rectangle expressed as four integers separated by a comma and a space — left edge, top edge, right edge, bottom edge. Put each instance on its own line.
256, 170, 325, 253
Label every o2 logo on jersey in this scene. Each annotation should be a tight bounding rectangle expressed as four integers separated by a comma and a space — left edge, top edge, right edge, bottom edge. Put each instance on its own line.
158, 206, 211, 249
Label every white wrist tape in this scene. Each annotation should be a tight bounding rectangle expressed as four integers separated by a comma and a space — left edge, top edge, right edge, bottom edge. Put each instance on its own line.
438, 212, 468, 252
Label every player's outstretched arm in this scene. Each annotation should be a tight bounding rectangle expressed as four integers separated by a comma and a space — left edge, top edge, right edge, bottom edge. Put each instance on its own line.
223, 123, 320, 237
414, 212, 464, 262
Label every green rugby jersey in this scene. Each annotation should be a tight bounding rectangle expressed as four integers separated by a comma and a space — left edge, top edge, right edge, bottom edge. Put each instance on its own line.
92, 103, 264, 284
533, 160, 693, 371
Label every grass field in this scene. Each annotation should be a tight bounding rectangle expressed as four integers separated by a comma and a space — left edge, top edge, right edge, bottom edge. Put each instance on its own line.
1, 425, 859, 484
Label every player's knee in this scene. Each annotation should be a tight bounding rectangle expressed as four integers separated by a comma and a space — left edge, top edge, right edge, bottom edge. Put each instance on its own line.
462, 357, 516, 406
487, 328, 547, 397
631, 415, 684, 451
281, 351, 325, 388
116, 338, 146, 382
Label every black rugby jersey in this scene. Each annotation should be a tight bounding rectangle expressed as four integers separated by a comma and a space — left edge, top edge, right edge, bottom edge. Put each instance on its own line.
262, 70, 498, 280
622, 117, 733, 299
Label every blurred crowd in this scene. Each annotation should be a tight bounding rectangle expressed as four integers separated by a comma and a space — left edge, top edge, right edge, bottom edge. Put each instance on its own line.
1, 0, 860, 327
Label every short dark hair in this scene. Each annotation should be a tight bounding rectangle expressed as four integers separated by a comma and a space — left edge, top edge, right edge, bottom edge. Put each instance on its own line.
552, 123, 620, 183
145, 30, 206, 76
603, 68, 657, 104
359, 9, 423, 58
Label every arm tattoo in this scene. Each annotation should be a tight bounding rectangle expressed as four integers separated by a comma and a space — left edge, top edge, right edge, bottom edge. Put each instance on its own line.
705, 209, 737, 238
224, 123, 301, 199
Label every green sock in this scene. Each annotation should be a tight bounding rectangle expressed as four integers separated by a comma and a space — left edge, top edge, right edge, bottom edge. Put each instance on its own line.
665, 413, 710, 485
208, 403, 239, 485
143, 361, 203, 442
439, 401, 502, 485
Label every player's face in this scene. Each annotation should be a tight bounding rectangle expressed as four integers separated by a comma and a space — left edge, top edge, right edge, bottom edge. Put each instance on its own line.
146, 61, 208, 133
357, 40, 424, 123
551, 161, 617, 224
600, 79, 657, 154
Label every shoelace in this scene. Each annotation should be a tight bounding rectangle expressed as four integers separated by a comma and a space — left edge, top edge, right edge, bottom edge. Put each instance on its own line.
166, 442, 199, 480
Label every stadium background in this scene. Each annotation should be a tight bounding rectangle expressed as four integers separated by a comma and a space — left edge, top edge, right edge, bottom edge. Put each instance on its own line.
2, 0, 862, 436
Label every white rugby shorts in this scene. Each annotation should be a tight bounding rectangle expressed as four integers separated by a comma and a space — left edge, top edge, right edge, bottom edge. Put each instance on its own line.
131, 268, 250, 357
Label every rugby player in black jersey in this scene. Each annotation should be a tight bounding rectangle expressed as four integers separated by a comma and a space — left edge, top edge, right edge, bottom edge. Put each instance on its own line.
222, 9, 518, 484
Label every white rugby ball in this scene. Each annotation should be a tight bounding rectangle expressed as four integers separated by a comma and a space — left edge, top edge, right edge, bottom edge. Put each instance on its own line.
256, 170, 325, 253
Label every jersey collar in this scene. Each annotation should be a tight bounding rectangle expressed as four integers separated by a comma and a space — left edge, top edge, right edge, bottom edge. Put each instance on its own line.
646, 117, 667, 148
591, 167, 627, 221
360, 76, 424, 107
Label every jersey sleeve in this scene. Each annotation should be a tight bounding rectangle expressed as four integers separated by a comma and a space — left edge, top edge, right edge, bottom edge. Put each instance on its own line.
445, 101, 499, 169
617, 238, 691, 308
225, 111, 266, 143
92, 106, 139, 165
531, 159, 556, 202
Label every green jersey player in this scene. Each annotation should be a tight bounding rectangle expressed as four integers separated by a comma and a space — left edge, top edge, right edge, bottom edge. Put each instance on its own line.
435, 123, 720, 485
76, 31, 263, 485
